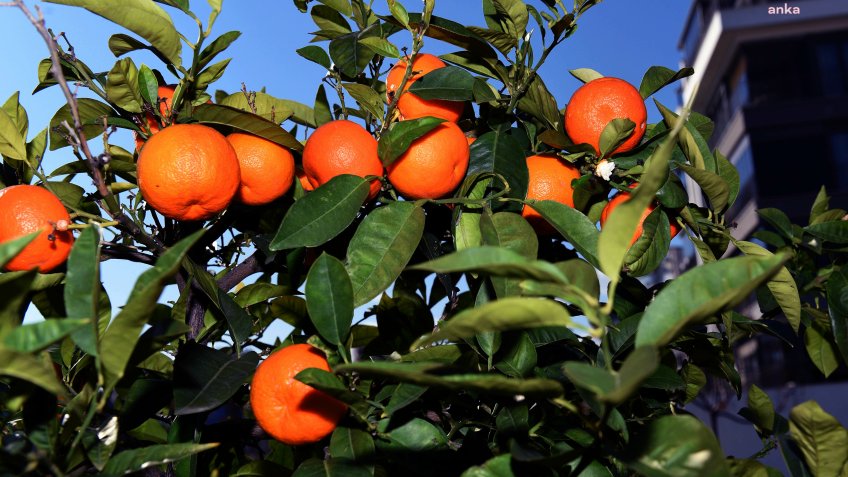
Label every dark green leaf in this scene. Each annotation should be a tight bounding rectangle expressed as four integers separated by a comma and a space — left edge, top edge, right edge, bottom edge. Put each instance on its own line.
598, 118, 635, 158
343, 83, 385, 121
532, 201, 601, 268
410, 246, 566, 283
735, 240, 800, 333
198, 31, 241, 71
101, 443, 219, 475
106, 58, 143, 113
625, 415, 729, 476
218, 91, 295, 123
467, 130, 529, 211
346, 201, 424, 307
385, 383, 428, 416
805, 221, 848, 244
100, 231, 204, 388
64, 226, 101, 356
137, 64, 159, 105
3, 318, 89, 353
0, 107, 27, 161
564, 347, 659, 404
635, 254, 788, 348
678, 163, 730, 212
805, 324, 839, 377
494, 332, 536, 378
462, 454, 514, 477
715, 150, 740, 210
173, 342, 259, 415
358, 37, 400, 59
378, 117, 445, 166
306, 253, 354, 346
408, 66, 476, 101
740, 384, 775, 433
191, 103, 302, 151
195, 58, 231, 90
828, 267, 848, 365
330, 427, 375, 468
639, 66, 694, 99
0, 348, 65, 395
45, 0, 182, 68
270, 175, 370, 250
329, 29, 377, 78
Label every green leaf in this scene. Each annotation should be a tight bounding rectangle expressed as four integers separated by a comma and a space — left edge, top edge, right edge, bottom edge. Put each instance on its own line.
46, 0, 182, 68
789, 401, 848, 477
191, 103, 302, 151
336, 361, 563, 398
0, 271, 38, 340
810, 186, 829, 224
735, 240, 800, 333
757, 208, 794, 240
295, 45, 332, 70
306, 253, 354, 346
625, 415, 729, 477
137, 64, 159, 105
382, 418, 448, 452
805, 324, 839, 378
346, 201, 424, 307
329, 29, 377, 78
2, 91, 28, 139
198, 31, 241, 70
358, 37, 400, 59
108, 33, 151, 58
564, 347, 659, 404
639, 66, 694, 99
0, 232, 38, 271
195, 58, 231, 90
3, 318, 89, 353
599, 117, 680, 282
494, 332, 536, 378
516, 75, 562, 130
466, 130, 529, 211
270, 175, 370, 250
678, 163, 730, 212
410, 246, 567, 284
598, 118, 635, 158
378, 117, 445, 166
49, 98, 116, 150
342, 82, 385, 121
0, 108, 27, 160
531, 201, 601, 268
570, 68, 603, 83
83, 416, 119, 471
408, 66, 476, 101
412, 297, 573, 349
218, 91, 294, 124
173, 342, 259, 415
828, 268, 848, 365
655, 100, 716, 172
715, 150, 740, 210
106, 58, 143, 113
330, 427, 375, 469
727, 459, 780, 477
385, 383, 428, 416
805, 221, 848, 244
480, 211, 538, 298
635, 254, 788, 348
101, 443, 219, 475
388, 0, 410, 29
462, 454, 514, 477
0, 348, 65, 395
314, 84, 333, 127
64, 225, 102, 357
740, 384, 775, 433
100, 231, 204, 388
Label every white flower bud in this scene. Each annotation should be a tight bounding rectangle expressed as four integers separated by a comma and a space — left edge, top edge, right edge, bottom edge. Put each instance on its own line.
595, 159, 615, 181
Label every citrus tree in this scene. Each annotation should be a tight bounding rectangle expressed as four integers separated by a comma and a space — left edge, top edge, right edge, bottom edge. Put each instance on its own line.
1, 0, 847, 475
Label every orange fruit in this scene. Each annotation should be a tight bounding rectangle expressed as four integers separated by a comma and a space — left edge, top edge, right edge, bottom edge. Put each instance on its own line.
134, 85, 176, 151
564, 77, 647, 157
466, 136, 477, 146
226, 132, 295, 205
137, 123, 241, 221
0, 185, 74, 272
600, 185, 682, 246
387, 121, 469, 200
521, 154, 582, 234
302, 120, 383, 199
250, 343, 347, 445
386, 53, 464, 122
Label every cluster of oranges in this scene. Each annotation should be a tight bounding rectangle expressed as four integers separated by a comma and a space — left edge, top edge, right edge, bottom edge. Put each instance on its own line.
301, 53, 470, 201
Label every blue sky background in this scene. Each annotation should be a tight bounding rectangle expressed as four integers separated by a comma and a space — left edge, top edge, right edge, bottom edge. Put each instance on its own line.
0, 0, 691, 324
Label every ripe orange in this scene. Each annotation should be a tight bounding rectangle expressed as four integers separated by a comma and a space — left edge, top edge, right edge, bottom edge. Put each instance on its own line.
137, 123, 241, 221
466, 136, 476, 146
0, 185, 74, 272
600, 186, 682, 246
296, 168, 314, 192
250, 343, 347, 445
302, 120, 383, 198
226, 132, 295, 205
386, 53, 464, 122
521, 154, 582, 234
387, 121, 469, 200
564, 77, 647, 157
134, 85, 176, 151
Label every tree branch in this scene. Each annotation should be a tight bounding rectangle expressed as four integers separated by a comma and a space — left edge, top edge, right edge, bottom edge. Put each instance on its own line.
217, 253, 264, 292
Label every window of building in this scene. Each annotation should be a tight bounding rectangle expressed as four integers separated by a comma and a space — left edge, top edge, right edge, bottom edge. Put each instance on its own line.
815, 42, 846, 96
829, 133, 848, 191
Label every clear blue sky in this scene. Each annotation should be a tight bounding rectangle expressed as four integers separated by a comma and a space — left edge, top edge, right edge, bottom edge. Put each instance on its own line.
0, 0, 692, 319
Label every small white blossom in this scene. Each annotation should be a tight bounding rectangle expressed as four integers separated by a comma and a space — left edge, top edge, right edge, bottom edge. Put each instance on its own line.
809, 239, 818, 247
594, 159, 615, 181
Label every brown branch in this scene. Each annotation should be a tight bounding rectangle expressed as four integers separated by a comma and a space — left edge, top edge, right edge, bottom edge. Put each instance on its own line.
217, 253, 264, 292
100, 242, 156, 265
